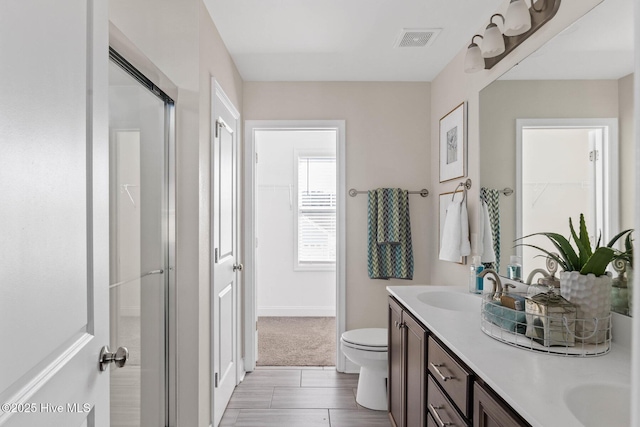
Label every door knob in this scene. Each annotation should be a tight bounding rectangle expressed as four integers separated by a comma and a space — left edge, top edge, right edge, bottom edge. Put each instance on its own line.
233, 263, 243, 272
99, 345, 129, 371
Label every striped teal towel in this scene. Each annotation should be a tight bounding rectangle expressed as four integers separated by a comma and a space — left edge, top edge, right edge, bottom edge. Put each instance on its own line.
367, 188, 414, 280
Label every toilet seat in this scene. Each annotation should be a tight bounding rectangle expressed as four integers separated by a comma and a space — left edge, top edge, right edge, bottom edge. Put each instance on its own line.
341, 328, 387, 352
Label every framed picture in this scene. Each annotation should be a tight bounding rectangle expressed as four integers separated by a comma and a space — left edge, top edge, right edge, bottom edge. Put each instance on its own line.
439, 102, 466, 183
439, 191, 466, 264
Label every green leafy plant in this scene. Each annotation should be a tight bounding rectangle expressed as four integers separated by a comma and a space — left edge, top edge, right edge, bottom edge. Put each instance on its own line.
516, 214, 632, 277
614, 232, 634, 267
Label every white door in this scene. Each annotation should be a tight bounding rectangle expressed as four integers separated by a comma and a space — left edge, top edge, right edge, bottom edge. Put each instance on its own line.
0, 0, 109, 426
211, 82, 240, 427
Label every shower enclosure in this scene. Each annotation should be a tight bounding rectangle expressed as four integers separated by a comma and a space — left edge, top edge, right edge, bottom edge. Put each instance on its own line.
108, 49, 175, 427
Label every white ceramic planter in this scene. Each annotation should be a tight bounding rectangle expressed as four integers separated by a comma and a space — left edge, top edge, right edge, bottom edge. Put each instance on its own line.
559, 271, 612, 344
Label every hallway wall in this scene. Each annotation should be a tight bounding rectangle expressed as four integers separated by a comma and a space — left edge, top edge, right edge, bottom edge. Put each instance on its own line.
256, 132, 336, 317
244, 82, 431, 330
109, 0, 244, 425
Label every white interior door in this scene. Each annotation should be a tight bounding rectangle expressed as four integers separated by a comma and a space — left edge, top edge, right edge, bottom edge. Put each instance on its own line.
211, 82, 240, 427
0, 0, 109, 426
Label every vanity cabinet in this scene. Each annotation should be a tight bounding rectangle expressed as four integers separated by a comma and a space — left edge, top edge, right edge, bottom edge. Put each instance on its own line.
473, 382, 528, 427
389, 295, 531, 427
427, 336, 473, 426
388, 297, 427, 427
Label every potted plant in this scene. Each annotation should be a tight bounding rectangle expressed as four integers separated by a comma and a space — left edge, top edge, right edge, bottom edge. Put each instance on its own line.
613, 232, 634, 316
517, 214, 632, 343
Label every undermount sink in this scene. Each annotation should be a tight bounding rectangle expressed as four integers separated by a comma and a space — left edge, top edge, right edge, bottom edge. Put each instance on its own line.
415, 291, 480, 312
564, 383, 630, 427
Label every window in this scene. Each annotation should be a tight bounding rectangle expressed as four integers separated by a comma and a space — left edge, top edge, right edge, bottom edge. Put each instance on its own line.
296, 155, 336, 269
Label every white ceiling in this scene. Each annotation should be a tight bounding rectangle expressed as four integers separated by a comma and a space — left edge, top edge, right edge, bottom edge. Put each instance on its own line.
501, 0, 633, 80
203, 0, 503, 82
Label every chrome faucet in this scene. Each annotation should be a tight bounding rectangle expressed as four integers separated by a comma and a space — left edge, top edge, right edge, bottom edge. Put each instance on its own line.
525, 268, 549, 286
477, 269, 514, 301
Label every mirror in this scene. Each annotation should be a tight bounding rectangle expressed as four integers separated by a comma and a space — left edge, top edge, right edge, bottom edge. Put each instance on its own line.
479, 0, 634, 315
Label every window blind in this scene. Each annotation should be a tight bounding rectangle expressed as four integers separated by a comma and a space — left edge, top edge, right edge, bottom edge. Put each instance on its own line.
297, 156, 336, 265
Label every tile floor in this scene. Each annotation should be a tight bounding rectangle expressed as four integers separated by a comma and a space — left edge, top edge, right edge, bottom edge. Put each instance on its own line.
220, 367, 392, 427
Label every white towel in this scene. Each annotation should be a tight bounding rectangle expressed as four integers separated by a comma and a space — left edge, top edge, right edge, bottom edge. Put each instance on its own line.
478, 200, 496, 263
439, 198, 471, 262
460, 201, 471, 257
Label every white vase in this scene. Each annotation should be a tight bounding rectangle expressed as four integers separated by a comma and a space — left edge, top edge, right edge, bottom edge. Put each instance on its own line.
559, 271, 612, 344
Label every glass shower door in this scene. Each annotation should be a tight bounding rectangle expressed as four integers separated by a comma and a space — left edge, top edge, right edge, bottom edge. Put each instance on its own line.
108, 54, 172, 427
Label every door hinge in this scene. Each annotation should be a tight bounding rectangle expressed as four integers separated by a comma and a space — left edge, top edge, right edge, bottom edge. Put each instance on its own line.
215, 120, 220, 138
256, 321, 258, 331
214, 372, 219, 388
589, 150, 600, 162
214, 248, 219, 263
255, 152, 259, 163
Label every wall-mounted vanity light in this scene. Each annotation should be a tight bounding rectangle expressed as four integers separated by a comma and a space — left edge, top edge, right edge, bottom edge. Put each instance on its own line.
482, 14, 506, 58
464, 0, 561, 73
504, 0, 532, 36
464, 35, 485, 73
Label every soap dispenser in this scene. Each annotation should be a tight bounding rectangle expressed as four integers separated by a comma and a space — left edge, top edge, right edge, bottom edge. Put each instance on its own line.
507, 255, 522, 281
469, 256, 484, 294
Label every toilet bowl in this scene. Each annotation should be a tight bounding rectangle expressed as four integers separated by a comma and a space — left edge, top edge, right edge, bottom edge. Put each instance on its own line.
340, 328, 388, 411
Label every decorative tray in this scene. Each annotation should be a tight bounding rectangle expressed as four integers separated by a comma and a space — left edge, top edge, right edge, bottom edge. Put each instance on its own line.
480, 292, 611, 357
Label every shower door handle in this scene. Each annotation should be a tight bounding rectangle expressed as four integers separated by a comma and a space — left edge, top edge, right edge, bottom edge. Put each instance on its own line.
99, 345, 129, 371
233, 263, 243, 272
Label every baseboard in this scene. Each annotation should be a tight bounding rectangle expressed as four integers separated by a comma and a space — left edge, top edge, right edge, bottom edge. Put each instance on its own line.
237, 358, 246, 383
257, 306, 336, 317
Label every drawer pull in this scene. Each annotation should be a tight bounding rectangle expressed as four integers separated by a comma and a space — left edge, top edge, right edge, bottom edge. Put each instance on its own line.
430, 362, 455, 381
429, 404, 453, 427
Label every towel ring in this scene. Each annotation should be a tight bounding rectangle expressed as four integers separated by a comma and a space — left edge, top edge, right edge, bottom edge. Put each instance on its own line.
451, 178, 472, 202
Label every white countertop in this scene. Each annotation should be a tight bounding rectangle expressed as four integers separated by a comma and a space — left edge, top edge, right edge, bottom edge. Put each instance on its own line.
387, 285, 632, 427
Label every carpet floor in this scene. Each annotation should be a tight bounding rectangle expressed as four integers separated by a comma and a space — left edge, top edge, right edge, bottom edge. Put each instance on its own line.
257, 317, 336, 366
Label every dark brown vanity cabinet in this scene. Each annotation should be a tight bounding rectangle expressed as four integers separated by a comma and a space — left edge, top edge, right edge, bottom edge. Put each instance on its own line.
388, 297, 427, 427
473, 382, 529, 427
389, 295, 531, 427
426, 335, 474, 426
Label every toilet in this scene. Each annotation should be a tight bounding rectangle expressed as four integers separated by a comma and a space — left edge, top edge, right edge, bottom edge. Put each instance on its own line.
340, 328, 388, 411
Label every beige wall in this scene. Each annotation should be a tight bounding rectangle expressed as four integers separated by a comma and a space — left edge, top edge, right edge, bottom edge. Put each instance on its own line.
243, 82, 430, 329
619, 73, 635, 230
110, 1, 243, 425
479, 79, 619, 271
428, 0, 603, 286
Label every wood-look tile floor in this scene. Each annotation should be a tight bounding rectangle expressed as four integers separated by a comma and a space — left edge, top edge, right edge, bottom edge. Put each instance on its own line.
220, 367, 392, 427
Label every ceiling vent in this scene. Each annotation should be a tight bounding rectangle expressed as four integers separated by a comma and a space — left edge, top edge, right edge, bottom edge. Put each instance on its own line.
394, 28, 441, 48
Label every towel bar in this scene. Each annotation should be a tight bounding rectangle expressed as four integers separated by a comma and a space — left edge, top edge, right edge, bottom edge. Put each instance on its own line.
348, 188, 429, 197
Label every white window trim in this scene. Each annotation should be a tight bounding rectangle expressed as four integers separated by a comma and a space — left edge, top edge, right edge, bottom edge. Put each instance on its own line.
293, 149, 337, 272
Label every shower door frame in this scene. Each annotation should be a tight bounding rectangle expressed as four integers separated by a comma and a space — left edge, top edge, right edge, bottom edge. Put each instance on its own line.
108, 47, 177, 427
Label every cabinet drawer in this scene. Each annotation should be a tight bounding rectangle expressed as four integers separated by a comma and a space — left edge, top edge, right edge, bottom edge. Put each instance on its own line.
428, 336, 472, 418
427, 376, 468, 427
426, 411, 437, 427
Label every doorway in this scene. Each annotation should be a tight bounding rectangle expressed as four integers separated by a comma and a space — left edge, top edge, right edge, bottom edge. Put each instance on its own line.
108, 49, 175, 427
255, 131, 337, 366
516, 119, 619, 273
244, 121, 346, 371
